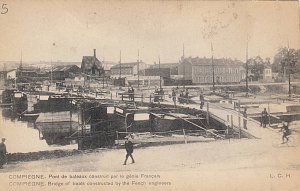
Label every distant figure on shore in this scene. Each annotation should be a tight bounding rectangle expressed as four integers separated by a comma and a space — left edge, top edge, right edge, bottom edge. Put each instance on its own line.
185, 89, 189, 104
261, 108, 268, 128
128, 87, 132, 100
123, 135, 135, 165
242, 108, 247, 129
0, 138, 7, 169
172, 89, 176, 107
131, 87, 135, 101
199, 92, 204, 109
280, 121, 291, 144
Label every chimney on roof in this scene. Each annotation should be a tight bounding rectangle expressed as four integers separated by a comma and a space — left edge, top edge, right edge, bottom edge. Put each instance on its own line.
94, 49, 96, 57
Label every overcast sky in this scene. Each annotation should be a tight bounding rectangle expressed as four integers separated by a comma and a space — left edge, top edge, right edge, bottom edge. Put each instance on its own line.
0, 0, 299, 65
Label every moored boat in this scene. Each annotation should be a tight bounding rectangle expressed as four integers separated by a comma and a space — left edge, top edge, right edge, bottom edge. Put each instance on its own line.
35, 111, 79, 145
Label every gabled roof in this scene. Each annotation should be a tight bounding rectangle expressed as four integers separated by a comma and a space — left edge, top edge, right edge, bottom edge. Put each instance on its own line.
7, 69, 16, 72
52, 65, 79, 72
81, 56, 102, 70
263, 65, 272, 69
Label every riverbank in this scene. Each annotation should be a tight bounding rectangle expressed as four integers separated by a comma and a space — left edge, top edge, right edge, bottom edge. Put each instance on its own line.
1, 121, 299, 172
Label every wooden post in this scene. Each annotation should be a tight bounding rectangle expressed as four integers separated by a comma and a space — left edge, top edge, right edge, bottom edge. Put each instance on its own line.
141, 93, 144, 103
183, 129, 187, 144
150, 94, 152, 103
231, 115, 233, 128
125, 114, 127, 134
116, 131, 119, 146
226, 122, 230, 143
121, 94, 124, 101
238, 100, 241, 139
206, 102, 210, 125
110, 92, 112, 100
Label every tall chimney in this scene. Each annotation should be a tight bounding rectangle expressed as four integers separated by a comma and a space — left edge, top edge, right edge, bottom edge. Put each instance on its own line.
94, 49, 96, 57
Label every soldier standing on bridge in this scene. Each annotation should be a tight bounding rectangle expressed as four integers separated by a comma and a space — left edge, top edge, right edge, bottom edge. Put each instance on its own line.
261, 108, 269, 128
128, 87, 132, 100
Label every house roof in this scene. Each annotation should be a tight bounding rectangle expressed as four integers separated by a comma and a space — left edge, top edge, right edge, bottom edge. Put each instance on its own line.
263, 65, 272, 69
20, 66, 39, 72
81, 56, 102, 70
149, 63, 179, 69
52, 65, 79, 72
102, 61, 117, 70
7, 69, 16, 72
181, 57, 244, 67
111, 62, 144, 69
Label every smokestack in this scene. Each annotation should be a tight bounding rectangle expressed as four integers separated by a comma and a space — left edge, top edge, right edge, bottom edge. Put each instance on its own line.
93, 49, 96, 57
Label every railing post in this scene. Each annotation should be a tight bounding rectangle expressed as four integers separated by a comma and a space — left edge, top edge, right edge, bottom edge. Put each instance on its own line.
238, 100, 241, 139
268, 102, 271, 127
116, 131, 119, 146
183, 129, 187, 144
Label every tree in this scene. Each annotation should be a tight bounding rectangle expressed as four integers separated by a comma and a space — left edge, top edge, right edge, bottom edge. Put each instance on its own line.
247, 56, 265, 81
272, 47, 300, 76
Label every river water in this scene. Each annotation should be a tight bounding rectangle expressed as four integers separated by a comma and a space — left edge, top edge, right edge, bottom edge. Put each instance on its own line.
0, 108, 77, 153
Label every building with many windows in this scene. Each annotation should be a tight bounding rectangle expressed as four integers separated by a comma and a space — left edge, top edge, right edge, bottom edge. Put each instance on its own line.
110, 61, 148, 78
178, 57, 245, 84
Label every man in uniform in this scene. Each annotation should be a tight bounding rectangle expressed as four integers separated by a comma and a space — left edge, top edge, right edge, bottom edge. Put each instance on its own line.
123, 135, 135, 165
281, 121, 291, 144
0, 138, 7, 169
261, 108, 268, 128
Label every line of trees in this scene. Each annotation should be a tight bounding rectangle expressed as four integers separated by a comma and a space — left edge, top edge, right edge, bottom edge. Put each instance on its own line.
245, 48, 300, 82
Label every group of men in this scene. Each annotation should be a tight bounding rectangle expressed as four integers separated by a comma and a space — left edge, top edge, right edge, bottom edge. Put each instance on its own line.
171, 88, 205, 109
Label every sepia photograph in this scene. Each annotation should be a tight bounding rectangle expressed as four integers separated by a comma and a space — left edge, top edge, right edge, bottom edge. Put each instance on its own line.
0, 0, 299, 190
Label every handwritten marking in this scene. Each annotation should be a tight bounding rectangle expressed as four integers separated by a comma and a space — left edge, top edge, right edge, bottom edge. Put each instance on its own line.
1, 3, 8, 14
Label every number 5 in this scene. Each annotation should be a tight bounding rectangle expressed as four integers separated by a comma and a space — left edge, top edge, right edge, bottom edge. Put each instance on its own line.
1, 4, 8, 14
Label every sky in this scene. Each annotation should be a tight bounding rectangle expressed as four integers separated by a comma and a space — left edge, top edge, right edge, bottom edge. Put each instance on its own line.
0, 0, 299, 65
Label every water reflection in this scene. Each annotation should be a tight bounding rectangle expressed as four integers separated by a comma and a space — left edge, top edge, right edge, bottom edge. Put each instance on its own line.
0, 108, 77, 153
